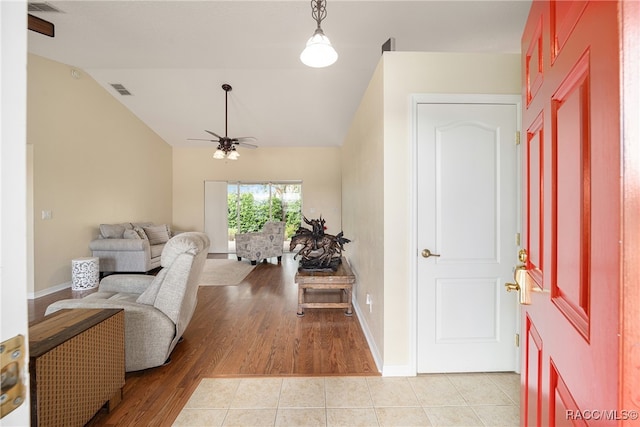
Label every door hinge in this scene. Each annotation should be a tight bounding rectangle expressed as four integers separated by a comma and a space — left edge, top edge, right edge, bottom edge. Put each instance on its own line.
515, 333, 520, 347
515, 131, 521, 145
515, 232, 521, 246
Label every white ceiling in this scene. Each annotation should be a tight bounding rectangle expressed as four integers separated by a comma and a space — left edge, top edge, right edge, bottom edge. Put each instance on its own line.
28, 0, 531, 149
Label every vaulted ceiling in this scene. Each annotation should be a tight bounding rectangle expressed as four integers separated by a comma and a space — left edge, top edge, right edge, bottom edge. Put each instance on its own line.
28, 0, 531, 149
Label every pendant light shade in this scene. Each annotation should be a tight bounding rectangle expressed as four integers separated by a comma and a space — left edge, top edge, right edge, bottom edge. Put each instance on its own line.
300, 0, 337, 68
300, 28, 338, 68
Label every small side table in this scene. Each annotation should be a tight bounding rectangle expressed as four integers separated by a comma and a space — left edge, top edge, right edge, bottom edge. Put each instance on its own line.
71, 257, 99, 290
295, 257, 356, 317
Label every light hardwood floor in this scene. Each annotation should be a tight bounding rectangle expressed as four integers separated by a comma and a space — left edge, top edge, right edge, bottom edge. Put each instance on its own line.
28, 253, 379, 426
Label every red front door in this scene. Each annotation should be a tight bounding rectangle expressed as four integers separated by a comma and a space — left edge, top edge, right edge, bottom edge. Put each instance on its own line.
520, 1, 624, 425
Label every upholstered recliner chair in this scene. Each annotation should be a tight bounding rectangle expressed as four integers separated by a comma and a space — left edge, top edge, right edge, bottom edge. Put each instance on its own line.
235, 221, 285, 265
46, 232, 210, 372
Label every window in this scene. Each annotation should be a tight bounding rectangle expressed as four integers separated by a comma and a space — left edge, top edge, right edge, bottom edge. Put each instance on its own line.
227, 182, 302, 251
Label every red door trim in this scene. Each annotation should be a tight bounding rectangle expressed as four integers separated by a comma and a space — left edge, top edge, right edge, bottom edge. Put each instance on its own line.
620, 0, 640, 419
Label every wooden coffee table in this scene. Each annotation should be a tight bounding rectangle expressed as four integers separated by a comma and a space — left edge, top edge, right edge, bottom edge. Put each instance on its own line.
295, 257, 355, 317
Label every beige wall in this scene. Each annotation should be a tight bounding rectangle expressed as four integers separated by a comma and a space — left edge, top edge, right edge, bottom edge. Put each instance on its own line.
27, 54, 341, 296
28, 54, 173, 295
172, 146, 342, 235
341, 61, 385, 364
343, 52, 521, 373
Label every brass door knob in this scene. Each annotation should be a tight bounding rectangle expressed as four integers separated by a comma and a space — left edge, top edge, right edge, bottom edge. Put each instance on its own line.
421, 249, 441, 258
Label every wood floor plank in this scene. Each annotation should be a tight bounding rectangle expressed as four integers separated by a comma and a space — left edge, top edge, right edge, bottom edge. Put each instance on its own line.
29, 253, 379, 425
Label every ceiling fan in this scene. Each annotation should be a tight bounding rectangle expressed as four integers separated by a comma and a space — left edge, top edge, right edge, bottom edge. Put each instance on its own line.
188, 83, 257, 160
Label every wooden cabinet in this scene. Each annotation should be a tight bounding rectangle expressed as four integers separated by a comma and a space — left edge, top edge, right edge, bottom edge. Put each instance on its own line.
29, 309, 125, 427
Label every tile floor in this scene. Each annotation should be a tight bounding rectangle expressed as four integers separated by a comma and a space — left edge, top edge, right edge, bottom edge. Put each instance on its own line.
173, 373, 520, 426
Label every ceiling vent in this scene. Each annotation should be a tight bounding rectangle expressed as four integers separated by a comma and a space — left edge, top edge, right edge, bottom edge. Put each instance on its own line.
110, 84, 133, 96
28, 2, 63, 13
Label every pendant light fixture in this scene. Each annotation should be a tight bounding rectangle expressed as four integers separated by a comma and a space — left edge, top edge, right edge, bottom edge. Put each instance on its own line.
300, 0, 338, 68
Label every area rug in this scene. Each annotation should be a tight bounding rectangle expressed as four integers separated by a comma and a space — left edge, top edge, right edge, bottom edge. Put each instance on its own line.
199, 259, 255, 286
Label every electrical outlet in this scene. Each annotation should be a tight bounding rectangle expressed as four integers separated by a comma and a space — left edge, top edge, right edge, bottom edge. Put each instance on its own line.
366, 294, 372, 312
41, 210, 52, 220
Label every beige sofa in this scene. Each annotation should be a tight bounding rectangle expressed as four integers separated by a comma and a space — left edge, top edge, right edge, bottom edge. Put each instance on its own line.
89, 222, 174, 273
47, 232, 210, 372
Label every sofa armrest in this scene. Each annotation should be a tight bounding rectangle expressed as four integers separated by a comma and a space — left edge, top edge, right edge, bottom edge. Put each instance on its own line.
99, 274, 155, 294
89, 238, 149, 252
45, 298, 176, 372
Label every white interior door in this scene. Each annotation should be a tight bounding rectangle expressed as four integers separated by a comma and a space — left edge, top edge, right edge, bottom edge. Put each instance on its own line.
416, 99, 519, 373
204, 181, 229, 253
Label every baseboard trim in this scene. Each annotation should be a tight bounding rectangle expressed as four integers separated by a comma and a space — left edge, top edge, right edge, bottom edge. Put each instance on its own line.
353, 297, 416, 377
382, 364, 416, 377
28, 281, 71, 300
352, 296, 383, 374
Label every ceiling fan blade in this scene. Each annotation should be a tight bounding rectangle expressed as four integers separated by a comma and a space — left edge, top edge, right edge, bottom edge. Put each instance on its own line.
187, 138, 218, 142
232, 137, 257, 142
205, 130, 223, 139
237, 142, 258, 149
28, 14, 55, 37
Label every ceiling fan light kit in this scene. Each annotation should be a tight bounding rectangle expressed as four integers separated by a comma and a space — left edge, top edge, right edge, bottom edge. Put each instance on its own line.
300, 0, 338, 68
214, 147, 239, 160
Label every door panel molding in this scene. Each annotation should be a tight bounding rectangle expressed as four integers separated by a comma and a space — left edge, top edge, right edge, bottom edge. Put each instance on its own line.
435, 277, 500, 343
550, 49, 591, 341
526, 16, 544, 106
550, 0, 588, 62
525, 111, 545, 288
524, 315, 543, 427
435, 120, 500, 264
550, 360, 587, 427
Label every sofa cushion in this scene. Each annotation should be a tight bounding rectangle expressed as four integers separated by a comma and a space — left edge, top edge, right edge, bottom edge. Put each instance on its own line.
123, 229, 141, 239
84, 291, 140, 304
133, 226, 148, 240
100, 223, 132, 238
132, 222, 154, 228
144, 225, 171, 245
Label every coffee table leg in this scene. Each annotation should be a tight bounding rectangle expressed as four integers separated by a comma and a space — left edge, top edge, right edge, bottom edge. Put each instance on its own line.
297, 285, 305, 317
345, 286, 353, 316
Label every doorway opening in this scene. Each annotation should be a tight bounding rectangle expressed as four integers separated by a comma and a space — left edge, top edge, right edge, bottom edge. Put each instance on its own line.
227, 181, 302, 253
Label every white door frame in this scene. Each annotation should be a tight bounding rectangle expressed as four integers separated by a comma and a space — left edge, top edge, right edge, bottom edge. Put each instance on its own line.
410, 93, 522, 375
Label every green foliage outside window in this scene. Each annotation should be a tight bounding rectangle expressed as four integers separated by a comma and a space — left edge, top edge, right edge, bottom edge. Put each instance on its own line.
285, 199, 302, 238
228, 192, 302, 239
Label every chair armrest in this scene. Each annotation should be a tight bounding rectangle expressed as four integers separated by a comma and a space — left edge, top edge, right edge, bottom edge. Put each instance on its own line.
99, 274, 155, 294
89, 238, 148, 252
